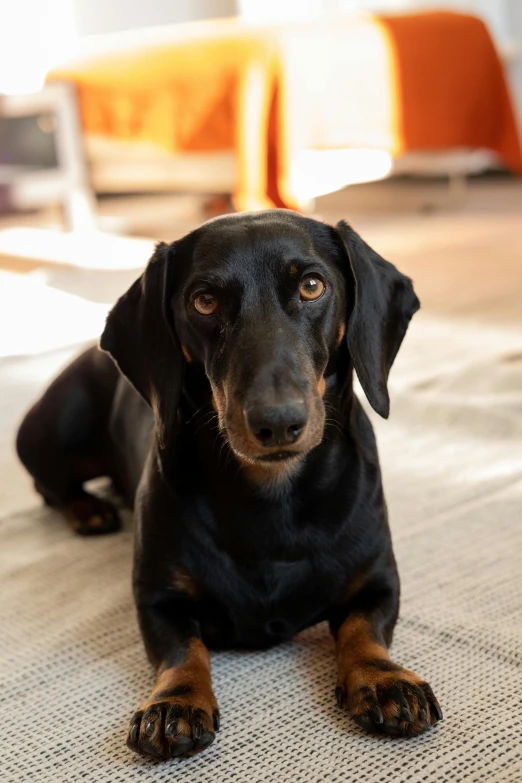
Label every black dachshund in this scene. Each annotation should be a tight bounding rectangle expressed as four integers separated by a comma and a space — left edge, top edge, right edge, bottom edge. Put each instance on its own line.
16, 210, 442, 760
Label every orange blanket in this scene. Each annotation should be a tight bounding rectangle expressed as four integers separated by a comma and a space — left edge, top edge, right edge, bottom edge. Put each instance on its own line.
49, 13, 522, 210
378, 13, 522, 173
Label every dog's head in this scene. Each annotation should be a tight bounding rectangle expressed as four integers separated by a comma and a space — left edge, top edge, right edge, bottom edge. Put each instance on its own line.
100, 210, 419, 476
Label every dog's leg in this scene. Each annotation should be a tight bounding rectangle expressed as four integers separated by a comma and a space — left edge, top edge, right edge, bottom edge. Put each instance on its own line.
16, 347, 121, 535
127, 599, 219, 760
329, 584, 442, 737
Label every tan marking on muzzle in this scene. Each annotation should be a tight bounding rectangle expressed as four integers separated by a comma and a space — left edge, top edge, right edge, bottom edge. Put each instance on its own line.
337, 322, 346, 346
181, 344, 193, 363
240, 453, 305, 489
209, 381, 227, 429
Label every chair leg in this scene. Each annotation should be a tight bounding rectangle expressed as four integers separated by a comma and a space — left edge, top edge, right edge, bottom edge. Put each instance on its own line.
52, 81, 98, 232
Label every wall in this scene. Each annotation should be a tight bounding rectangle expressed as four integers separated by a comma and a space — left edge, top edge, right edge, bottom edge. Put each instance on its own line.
73, 0, 237, 36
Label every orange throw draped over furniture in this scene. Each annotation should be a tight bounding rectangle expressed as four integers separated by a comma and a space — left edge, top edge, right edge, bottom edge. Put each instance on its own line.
49, 12, 522, 211
377, 13, 522, 174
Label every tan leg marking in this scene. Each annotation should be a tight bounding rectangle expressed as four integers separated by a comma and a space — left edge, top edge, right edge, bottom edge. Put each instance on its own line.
336, 616, 442, 736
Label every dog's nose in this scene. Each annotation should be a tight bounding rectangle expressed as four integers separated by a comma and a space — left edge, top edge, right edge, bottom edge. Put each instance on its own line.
245, 400, 308, 447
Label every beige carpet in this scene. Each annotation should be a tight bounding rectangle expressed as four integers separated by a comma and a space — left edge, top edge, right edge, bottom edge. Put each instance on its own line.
2, 309, 522, 782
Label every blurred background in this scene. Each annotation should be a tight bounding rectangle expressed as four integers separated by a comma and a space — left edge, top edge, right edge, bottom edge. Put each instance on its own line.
0, 0, 521, 507
2, 4, 522, 780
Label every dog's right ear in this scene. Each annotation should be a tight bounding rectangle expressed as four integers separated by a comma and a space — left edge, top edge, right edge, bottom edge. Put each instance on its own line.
99, 242, 184, 449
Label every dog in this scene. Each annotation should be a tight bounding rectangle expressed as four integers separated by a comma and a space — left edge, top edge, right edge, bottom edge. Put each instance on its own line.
16, 209, 442, 760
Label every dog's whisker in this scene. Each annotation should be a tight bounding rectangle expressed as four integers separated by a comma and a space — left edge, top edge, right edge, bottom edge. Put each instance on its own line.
217, 434, 231, 467
195, 418, 218, 436
193, 409, 220, 436
185, 403, 207, 425
324, 417, 344, 436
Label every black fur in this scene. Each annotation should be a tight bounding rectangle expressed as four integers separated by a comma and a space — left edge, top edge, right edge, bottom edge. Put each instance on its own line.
16, 209, 437, 756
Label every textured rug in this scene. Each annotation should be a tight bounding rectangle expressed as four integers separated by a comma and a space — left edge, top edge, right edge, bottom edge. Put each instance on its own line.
2, 311, 522, 783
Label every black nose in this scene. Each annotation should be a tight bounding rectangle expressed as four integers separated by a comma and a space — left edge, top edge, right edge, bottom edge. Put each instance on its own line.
245, 400, 308, 447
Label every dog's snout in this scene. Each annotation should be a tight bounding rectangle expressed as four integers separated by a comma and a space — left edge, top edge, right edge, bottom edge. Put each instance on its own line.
245, 400, 308, 448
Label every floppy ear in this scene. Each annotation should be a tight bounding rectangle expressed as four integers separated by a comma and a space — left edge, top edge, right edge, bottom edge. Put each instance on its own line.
335, 220, 420, 419
99, 241, 184, 449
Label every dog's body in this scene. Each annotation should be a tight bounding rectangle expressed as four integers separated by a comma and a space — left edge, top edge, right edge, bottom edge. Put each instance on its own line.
17, 210, 442, 759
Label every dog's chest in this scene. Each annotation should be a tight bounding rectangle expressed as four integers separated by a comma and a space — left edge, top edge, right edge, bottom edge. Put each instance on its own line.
198, 551, 339, 648
187, 511, 354, 648
178, 464, 374, 648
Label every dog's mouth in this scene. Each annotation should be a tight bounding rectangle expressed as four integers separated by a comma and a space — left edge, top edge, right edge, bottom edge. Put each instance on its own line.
255, 451, 300, 463
227, 443, 304, 466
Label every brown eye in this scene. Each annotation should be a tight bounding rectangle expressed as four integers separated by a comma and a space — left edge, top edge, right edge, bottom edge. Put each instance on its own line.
299, 275, 325, 301
194, 292, 218, 315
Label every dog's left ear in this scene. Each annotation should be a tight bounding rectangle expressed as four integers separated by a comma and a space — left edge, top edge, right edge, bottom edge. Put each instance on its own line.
99, 241, 184, 449
335, 220, 420, 419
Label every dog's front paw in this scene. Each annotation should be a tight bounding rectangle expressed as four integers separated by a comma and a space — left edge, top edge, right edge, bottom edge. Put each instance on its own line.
336, 661, 442, 737
127, 688, 220, 760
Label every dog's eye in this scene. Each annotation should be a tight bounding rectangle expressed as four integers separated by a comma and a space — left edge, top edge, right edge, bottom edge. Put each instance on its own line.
194, 292, 218, 315
299, 275, 325, 301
